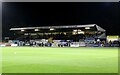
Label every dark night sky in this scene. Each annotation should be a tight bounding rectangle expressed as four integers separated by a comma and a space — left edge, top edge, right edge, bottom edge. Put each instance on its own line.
2, 2, 120, 37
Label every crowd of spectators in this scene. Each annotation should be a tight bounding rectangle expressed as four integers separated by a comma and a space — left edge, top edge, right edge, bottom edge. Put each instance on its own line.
2, 34, 119, 47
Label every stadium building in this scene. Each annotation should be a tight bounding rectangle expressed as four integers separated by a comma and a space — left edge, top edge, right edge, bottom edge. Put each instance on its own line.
8, 24, 109, 47
10, 24, 106, 40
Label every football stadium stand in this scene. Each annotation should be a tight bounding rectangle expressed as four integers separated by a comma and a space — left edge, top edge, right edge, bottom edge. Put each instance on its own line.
1, 24, 119, 47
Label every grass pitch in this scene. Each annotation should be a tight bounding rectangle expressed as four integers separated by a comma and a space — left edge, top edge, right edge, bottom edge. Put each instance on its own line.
1, 47, 118, 73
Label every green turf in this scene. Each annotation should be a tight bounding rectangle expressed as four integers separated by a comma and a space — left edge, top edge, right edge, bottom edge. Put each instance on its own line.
0, 48, 2, 74
1, 47, 118, 73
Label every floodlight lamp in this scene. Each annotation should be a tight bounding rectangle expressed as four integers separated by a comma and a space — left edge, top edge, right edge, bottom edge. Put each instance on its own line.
50, 28, 54, 31
35, 29, 39, 31
73, 30, 77, 32
85, 27, 90, 29
21, 30, 25, 32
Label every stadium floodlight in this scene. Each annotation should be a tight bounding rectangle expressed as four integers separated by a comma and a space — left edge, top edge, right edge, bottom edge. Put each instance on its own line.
73, 30, 77, 32
35, 29, 39, 31
85, 27, 90, 29
21, 30, 25, 32
50, 28, 54, 31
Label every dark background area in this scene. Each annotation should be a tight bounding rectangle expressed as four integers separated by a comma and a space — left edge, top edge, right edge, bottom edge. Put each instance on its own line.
2, 2, 120, 38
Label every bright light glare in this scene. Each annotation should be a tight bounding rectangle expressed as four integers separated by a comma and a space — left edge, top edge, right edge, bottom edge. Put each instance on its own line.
50, 28, 54, 31
21, 30, 24, 32
73, 30, 77, 32
85, 27, 90, 29
35, 29, 39, 31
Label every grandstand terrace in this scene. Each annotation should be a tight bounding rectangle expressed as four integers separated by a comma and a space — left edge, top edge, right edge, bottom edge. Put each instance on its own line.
10, 24, 106, 41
